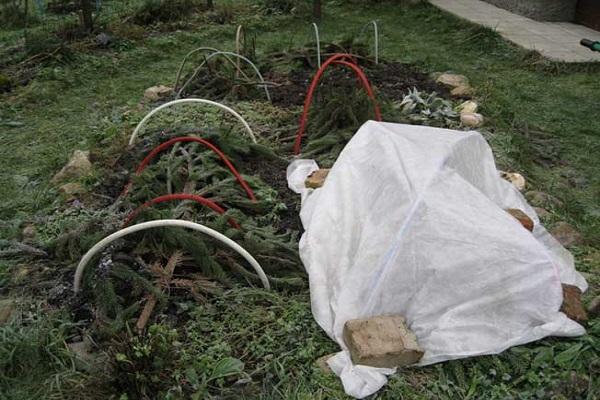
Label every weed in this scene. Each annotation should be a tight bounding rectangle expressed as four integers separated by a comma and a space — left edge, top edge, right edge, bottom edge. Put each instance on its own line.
0, 302, 107, 399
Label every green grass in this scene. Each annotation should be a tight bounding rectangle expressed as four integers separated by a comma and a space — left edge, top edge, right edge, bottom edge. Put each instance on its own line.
0, 0, 599, 399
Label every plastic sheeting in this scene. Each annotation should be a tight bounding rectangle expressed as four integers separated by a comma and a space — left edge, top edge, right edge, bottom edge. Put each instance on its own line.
287, 121, 587, 399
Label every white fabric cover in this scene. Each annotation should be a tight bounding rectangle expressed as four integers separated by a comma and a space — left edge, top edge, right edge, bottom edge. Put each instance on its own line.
287, 121, 587, 399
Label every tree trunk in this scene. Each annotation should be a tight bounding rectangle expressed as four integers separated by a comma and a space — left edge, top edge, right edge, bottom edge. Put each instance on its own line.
207, 0, 214, 9
313, 0, 322, 22
80, 0, 93, 32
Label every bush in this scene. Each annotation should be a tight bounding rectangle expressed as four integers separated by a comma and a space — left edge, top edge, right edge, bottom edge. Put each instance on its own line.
0, 73, 13, 93
260, 0, 298, 14
0, 0, 31, 28
132, 0, 203, 25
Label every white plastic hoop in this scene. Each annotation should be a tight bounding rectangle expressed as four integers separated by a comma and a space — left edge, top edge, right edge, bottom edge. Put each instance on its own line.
235, 25, 245, 76
73, 219, 270, 293
176, 51, 271, 102
174, 47, 251, 92
361, 21, 379, 64
311, 23, 321, 68
129, 99, 257, 145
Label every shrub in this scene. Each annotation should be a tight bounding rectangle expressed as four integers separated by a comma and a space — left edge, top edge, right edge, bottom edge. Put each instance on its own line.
132, 0, 203, 25
0, 0, 31, 28
260, 0, 298, 14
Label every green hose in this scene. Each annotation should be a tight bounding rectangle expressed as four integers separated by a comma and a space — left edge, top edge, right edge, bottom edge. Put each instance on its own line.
581, 39, 600, 52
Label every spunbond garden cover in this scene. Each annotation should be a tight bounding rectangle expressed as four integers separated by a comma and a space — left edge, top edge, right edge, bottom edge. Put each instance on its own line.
287, 121, 588, 399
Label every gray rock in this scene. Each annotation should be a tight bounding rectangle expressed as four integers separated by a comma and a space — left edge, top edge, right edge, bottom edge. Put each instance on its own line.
533, 207, 550, 219
144, 85, 173, 102
588, 296, 600, 318
436, 73, 469, 89
95, 33, 111, 47
51, 150, 92, 184
451, 85, 475, 98
68, 338, 106, 373
551, 222, 583, 247
525, 191, 563, 208
21, 224, 36, 242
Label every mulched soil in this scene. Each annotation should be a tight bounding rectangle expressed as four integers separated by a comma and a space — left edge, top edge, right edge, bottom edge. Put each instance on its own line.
266, 60, 450, 108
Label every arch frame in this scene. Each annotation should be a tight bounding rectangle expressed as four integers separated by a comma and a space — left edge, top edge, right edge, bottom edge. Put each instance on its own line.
293, 53, 382, 155
122, 135, 256, 201
123, 193, 241, 229
73, 219, 270, 293
176, 51, 271, 102
128, 99, 257, 145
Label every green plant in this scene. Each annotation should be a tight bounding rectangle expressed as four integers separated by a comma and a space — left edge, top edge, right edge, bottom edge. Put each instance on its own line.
260, 0, 298, 14
111, 324, 181, 398
132, 0, 203, 25
0, 0, 29, 29
394, 88, 459, 127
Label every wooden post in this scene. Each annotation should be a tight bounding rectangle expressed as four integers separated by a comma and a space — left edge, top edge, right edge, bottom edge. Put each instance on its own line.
313, 0, 321, 22
80, 0, 93, 32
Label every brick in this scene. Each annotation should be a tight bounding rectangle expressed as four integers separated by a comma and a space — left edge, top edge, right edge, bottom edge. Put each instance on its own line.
305, 169, 330, 189
505, 208, 534, 231
561, 284, 588, 323
343, 315, 424, 368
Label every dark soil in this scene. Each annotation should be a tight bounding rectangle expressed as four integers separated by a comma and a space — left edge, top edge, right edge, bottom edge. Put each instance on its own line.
267, 60, 450, 108
367, 62, 450, 101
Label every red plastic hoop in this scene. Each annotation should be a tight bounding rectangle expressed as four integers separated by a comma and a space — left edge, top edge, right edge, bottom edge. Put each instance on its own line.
122, 136, 256, 202
123, 193, 240, 229
293, 53, 382, 154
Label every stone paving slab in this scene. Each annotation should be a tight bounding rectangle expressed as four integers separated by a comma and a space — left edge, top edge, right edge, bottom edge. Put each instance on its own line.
429, 0, 600, 62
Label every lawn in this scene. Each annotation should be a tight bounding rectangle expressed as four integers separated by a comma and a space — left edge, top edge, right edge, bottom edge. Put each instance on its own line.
0, 0, 598, 399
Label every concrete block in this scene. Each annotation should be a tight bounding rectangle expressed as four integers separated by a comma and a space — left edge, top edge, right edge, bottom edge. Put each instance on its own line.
343, 315, 424, 368
305, 169, 330, 189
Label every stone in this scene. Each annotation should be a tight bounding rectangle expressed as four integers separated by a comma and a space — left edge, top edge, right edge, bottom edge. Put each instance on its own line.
315, 353, 335, 374
51, 150, 92, 184
451, 85, 475, 98
144, 85, 173, 102
560, 284, 588, 323
460, 112, 484, 128
305, 169, 330, 189
436, 73, 469, 89
0, 299, 15, 324
505, 209, 534, 231
458, 100, 478, 114
21, 224, 36, 241
588, 296, 600, 318
343, 315, 424, 368
533, 207, 551, 219
68, 339, 100, 373
525, 191, 563, 208
551, 222, 583, 247
95, 32, 111, 47
499, 171, 526, 191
